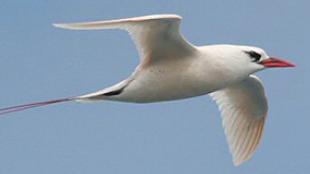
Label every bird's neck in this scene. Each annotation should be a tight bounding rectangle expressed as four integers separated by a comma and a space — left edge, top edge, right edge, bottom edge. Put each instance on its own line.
195, 46, 250, 91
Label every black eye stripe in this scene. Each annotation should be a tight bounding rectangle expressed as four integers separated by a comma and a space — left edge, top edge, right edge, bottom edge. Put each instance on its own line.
244, 51, 261, 62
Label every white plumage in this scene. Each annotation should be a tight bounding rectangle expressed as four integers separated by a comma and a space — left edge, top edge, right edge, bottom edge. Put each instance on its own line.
1, 14, 295, 166
210, 75, 267, 165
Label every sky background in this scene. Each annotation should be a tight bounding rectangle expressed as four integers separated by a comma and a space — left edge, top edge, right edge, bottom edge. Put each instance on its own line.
0, 0, 309, 173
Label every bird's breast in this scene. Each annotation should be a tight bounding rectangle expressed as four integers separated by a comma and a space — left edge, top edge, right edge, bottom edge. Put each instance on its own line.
111, 60, 216, 103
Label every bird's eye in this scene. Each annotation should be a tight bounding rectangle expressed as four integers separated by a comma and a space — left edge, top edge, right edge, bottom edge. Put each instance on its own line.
244, 51, 261, 62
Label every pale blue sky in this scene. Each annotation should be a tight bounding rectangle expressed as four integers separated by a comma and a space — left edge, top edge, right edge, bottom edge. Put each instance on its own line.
0, 0, 309, 173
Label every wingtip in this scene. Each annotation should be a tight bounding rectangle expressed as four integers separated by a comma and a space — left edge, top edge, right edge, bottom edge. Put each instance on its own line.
233, 160, 242, 167
53, 23, 69, 29
52, 14, 183, 30
53, 23, 63, 28
53, 23, 84, 30
232, 158, 246, 167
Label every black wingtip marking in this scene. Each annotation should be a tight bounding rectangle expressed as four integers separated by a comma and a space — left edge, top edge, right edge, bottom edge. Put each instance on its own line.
102, 88, 124, 96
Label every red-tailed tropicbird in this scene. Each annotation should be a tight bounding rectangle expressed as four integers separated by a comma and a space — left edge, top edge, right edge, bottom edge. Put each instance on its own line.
0, 14, 295, 165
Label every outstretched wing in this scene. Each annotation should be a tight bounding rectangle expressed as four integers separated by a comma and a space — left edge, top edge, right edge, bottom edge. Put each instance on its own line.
210, 75, 268, 166
53, 14, 197, 64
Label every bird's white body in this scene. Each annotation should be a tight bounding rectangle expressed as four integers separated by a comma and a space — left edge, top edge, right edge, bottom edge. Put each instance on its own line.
53, 14, 270, 104
1, 14, 294, 166
86, 45, 256, 103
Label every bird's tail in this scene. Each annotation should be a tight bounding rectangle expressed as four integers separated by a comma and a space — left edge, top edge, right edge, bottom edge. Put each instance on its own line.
0, 97, 75, 116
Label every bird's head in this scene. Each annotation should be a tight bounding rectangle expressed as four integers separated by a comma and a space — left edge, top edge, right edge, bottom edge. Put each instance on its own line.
208, 45, 295, 77
241, 46, 295, 72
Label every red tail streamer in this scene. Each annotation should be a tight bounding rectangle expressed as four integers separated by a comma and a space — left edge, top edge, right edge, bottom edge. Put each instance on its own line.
0, 98, 73, 116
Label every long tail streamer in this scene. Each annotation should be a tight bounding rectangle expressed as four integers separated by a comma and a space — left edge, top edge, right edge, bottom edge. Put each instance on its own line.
0, 98, 74, 116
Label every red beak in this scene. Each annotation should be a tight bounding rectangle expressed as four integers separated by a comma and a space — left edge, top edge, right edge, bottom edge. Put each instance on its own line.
260, 57, 295, 68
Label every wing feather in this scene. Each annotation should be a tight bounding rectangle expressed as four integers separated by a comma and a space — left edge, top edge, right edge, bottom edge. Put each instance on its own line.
210, 75, 268, 166
53, 14, 196, 63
